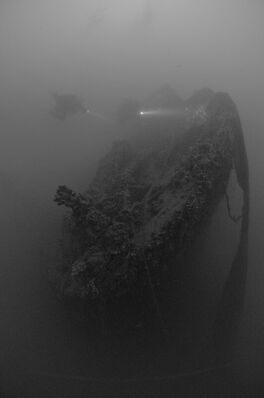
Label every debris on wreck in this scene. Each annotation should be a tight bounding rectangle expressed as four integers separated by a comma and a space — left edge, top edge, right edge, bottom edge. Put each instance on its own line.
50, 88, 249, 336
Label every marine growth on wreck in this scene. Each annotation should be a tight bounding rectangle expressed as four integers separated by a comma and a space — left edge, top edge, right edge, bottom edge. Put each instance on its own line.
50, 88, 249, 335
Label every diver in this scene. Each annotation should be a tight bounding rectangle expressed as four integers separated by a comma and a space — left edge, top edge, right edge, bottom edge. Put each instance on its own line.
50, 93, 87, 120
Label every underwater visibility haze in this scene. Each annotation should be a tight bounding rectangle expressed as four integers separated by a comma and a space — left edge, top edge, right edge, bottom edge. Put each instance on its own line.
0, 0, 263, 397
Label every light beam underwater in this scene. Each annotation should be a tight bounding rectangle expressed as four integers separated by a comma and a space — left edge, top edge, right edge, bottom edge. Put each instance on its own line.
86, 109, 108, 120
138, 108, 186, 117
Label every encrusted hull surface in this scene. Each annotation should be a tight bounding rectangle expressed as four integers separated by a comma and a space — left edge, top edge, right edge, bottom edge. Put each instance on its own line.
50, 89, 249, 351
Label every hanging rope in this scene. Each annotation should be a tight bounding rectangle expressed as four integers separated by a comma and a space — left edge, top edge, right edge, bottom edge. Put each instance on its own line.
211, 95, 250, 361
224, 191, 242, 223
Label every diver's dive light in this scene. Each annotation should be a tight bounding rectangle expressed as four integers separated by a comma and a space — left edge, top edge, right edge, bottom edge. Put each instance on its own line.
137, 106, 208, 124
85, 108, 107, 120
138, 108, 185, 118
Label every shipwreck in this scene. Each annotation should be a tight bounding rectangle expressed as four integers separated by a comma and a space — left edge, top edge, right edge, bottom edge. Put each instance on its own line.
50, 87, 249, 352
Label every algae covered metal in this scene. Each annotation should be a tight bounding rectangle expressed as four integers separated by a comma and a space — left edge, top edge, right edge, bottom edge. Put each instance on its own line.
51, 89, 249, 341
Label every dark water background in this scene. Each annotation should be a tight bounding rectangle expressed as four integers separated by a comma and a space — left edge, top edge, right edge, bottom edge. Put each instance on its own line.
1, 1, 264, 396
